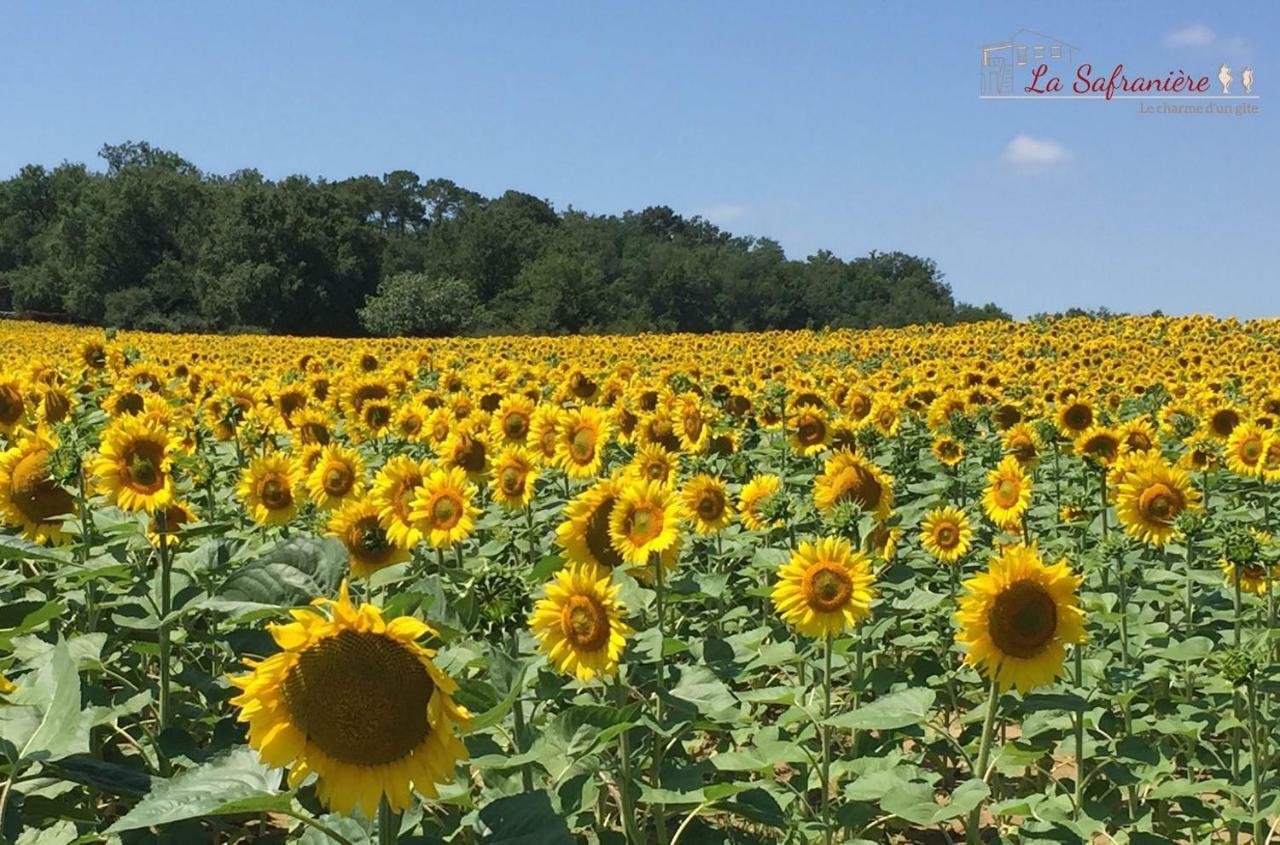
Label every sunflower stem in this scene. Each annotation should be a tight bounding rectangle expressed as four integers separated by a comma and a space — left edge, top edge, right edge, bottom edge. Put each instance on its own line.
1246, 682, 1265, 845
75, 468, 98, 632
966, 679, 1000, 845
1073, 646, 1085, 820
651, 551, 670, 845
614, 676, 643, 845
155, 507, 173, 763
508, 628, 534, 793
821, 633, 834, 845
377, 795, 400, 845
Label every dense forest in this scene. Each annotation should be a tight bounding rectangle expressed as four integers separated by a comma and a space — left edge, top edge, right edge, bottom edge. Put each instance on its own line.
0, 142, 1008, 336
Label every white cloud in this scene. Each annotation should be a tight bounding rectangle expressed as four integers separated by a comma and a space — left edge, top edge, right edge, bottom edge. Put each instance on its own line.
694, 204, 747, 224
1003, 134, 1070, 169
1164, 23, 1215, 47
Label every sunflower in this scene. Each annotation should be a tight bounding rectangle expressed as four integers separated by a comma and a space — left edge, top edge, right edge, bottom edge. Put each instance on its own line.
1203, 402, 1242, 441
238, 453, 302, 526
673, 393, 712, 453
920, 505, 973, 564
955, 544, 1085, 693
1075, 426, 1121, 466
1115, 456, 1200, 547
556, 407, 611, 479
1224, 421, 1270, 478
489, 395, 535, 447
739, 473, 784, 532
440, 418, 490, 481
228, 582, 469, 816
370, 456, 432, 549
868, 522, 903, 562
1219, 557, 1276, 596
92, 415, 178, 513
1001, 422, 1041, 468
393, 401, 429, 442
608, 480, 684, 565
1056, 399, 1094, 438
410, 467, 479, 549
981, 455, 1031, 529
626, 443, 678, 486
813, 451, 894, 522
0, 429, 75, 545
528, 562, 633, 682
789, 406, 832, 456
527, 405, 563, 464
1117, 417, 1158, 455
147, 501, 196, 548
557, 477, 628, 571
932, 435, 964, 468
0, 377, 28, 434
682, 474, 732, 534
490, 446, 539, 510
771, 537, 875, 638
329, 498, 410, 578
306, 444, 366, 511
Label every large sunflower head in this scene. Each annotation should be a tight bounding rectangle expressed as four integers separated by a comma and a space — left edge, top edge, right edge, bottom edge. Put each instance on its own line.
556, 407, 612, 480
1115, 455, 1201, 547
1224, 421, 1270, 479
955, 544, 1085, 693
1001, 422, 1041, 468
771, 536, 876, 638
147, 500, 196, 549
441, 418, 490, 481
789, 406, 832, 456
409, 467, 479, 549
490, 446, 539, 510
682, 474, 731, 534
1117, 417, 1158, 456
813, 452, 894, 522
1056, 399, 1094, 438
527, 405, 563, 463
489, 395, 536, 447
293, 408, 333, 447
237, 453, 302, 526
0, 429, 75, 545
91, 415, 178, 513
557, 477, 628, 571
1074, 426, 1121, 466
329, 498, 411, 578
370, 456, 431, 549
608, 479, 684, 566
228, 582, 469, 816
0, 377, 29, 434
306, 444, 366, 511
626, 443, 679, 486
981, 455, 1031, 529
673, 393, 712, 453
528, 562, 633, 682
920, 505, 974, 564
932, 435, 964, 468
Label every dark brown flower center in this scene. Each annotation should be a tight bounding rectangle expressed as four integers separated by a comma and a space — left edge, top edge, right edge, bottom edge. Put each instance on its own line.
561, 595, 610, 651
988, 580, 1057, 659
804, 563, 853, 614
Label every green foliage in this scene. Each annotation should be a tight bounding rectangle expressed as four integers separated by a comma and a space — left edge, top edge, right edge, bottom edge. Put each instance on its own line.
358, 272, 479, 337
0, 142, 1010, 334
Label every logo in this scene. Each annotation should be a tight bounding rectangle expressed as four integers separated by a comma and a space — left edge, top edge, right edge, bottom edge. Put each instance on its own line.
979, 29, 1258, 103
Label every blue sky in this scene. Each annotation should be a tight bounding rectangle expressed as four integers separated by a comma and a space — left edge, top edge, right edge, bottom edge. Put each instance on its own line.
1, 2, 1275, 318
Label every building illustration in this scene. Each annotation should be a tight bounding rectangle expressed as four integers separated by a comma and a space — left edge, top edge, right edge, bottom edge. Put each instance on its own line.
981, 30, 1079, 96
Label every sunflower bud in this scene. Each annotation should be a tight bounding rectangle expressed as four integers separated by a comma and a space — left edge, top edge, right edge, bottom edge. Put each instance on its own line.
759, 489, 793, 524
1221, 525, 1261, 566
1174, 509, 1209, 539
948, 412, 977, 443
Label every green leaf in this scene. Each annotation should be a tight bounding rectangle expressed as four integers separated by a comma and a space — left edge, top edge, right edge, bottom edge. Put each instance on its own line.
470, 658, 528, 732
47, 753, 154, 796
669, 666, 739, 722
106, 747, 290, 832
477, 791, 573, 844
0, 638, 89, 764
216, 536, 347, 606
828, 687, 935, 731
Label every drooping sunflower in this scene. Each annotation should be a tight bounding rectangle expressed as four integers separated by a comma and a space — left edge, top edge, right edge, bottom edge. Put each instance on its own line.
0, 429, 75, 545
682, 474, 732, 534
813, 451, 894, 522
409, 467, 480, 549
370, 455, 432, 549
489, 446, 539, 510
329, 498, 410, 578
92, 415, 178, 513
739, 473, 784, 532
528, 562, 633, 682
306, 444, 366, 511
557, 476, 628, 571
608, 480, 684, 566
955, 543, 1086, 693
1224, 421, 1270, 478
228, 582, 469, 816
1219, 557, 1276, 596
1115, 456, 1200, 547
920, 505, 973, 564
555, 407, 612, 480
771, 537, 875, 638
147, 501, 196, 549
1001, 422, 1041, 468
981, 455, 1031, 529
238, 453, 303, 526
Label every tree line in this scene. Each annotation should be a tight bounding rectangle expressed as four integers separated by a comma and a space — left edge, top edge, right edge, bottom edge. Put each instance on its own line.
0, 141, 1008, 337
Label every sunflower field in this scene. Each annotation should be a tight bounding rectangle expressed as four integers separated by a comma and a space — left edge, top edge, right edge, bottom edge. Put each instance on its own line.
0, 315, 1276, 845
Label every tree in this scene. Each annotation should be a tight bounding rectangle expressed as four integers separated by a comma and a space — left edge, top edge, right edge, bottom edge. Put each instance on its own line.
358, 273, 479, 337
